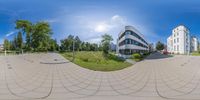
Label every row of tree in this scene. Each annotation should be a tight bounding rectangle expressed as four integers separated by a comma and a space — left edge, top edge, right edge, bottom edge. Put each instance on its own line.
4, 20, 59, 52
4, 19, 114, 57
60, 34, 113, 52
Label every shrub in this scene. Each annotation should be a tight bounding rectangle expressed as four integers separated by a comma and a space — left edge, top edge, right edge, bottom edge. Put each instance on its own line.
133, 53, 142, 59
108, 53, 124, 61
132, 53, 142, 61
143, 52, 150, 56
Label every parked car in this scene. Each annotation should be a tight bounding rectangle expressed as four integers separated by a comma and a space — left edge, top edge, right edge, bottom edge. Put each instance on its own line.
162, 50, 168, 55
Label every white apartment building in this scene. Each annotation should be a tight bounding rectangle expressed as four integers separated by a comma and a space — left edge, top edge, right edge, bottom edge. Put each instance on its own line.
0, 44, 3, 51
117, 26, 149, 58
191, 36, 198, 52
167, 25, 190, 54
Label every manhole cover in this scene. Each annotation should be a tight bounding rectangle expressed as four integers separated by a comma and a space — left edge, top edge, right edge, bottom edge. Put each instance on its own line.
8, 67, 12, 69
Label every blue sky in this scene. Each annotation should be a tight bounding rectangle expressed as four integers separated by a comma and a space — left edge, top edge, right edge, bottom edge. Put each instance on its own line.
1, 0, 200, 45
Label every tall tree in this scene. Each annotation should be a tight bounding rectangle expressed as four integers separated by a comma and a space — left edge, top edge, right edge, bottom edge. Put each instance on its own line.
31, 21, 52, 51
17, 32, 23, 49
15, 20, 32, 51
156, 41, 164, 50
101, 34, 113, 57
3, 39, 10, 50
75, 36, 81, 51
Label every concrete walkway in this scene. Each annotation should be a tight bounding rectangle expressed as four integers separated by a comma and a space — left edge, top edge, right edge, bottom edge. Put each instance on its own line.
0, 53, 200, 100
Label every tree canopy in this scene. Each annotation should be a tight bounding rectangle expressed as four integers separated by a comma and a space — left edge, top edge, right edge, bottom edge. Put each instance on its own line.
14, 20, 53, 52
156, 41, 164, 50
101, 34, 113, 57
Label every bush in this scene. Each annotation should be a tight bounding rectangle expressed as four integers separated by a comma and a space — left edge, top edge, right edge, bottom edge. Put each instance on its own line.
133, 53, 142, 59
143, 52, 150, 56
132, 53, 142, 62
108, 53, 124, 62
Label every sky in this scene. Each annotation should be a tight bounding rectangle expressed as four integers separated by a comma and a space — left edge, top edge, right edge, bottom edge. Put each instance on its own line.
1, 0, 200, 45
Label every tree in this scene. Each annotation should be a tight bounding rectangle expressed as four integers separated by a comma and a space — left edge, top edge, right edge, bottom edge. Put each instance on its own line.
15, 20, 32, 51
31, 21, 52, 51
16, 32, 23, 49
101, 34, 113, 57
48, 39, 59, 51
60, 35, 74, 51
80, 42, 86, 51
3, 39, 10, 50
156, 41, 164, 50
75, 36, 81, 51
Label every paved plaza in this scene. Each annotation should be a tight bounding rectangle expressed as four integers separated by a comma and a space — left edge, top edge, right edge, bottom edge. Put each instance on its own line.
0, 53, 200, 100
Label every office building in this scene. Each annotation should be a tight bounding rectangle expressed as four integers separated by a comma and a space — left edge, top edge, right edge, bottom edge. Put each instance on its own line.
117, 26, 149, 58
167, 25, 193, 54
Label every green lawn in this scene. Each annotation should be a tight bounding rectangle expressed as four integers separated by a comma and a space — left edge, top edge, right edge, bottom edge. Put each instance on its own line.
191, 52, 200, 56
60, 51, 132, 71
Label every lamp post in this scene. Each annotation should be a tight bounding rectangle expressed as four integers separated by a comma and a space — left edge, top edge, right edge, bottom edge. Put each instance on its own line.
72, 39, 75, 62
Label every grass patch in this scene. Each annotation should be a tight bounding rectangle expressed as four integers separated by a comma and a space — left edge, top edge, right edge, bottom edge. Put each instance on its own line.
60, 51, 132, 71
191, 52, 200, 56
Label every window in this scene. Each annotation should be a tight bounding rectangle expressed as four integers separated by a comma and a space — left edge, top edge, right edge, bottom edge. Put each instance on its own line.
126, 31, 131, 35
177, 32, 179, 36
177, 38, 179, 43
174, 39, 176, 43
177, 45, 179, 51
174, 34, 176, 37
174, 46, 176, 51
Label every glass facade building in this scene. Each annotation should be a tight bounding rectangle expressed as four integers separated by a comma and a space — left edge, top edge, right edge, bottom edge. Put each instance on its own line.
117, 26, 149, 58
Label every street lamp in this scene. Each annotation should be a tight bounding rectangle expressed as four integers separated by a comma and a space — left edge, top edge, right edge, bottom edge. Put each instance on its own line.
72, 39, 75, 62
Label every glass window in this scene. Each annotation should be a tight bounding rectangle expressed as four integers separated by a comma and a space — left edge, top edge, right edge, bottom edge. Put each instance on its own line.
174, 46, 176, 51
177, 38, 179, 43
177, 45, 179, 51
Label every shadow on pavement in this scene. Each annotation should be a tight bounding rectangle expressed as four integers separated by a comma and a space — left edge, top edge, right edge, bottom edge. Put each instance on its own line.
145, 52, 173, 60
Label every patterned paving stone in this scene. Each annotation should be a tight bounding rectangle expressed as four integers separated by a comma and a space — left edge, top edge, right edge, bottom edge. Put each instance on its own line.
1, 52, 200, 100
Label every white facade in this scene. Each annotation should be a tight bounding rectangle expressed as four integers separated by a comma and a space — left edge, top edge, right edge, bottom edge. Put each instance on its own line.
117, 26, 149, 58
167, 25, 190, 54
0, 44, 3, 51
191, 36, 198, 52
167, 36, 173, 53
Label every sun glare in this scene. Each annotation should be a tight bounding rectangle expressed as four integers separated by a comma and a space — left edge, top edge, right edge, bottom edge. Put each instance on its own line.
95, 24, 107, 32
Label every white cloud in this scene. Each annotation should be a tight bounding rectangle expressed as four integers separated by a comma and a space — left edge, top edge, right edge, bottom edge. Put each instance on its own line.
6, 31, 15, 37
44, 18, 59, 23
93, 15, 126, 33
86, 37, 102, 43
111, 15, 126, 25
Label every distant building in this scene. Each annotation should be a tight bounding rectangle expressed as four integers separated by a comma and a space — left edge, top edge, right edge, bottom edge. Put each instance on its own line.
191, 36, 198, 52
167, 35, 173, 53
148, 43, 154, 52
0, 44, 3, 51
117, 26, 149, 58
110, 42, 116, 52
167, 25, 198, 54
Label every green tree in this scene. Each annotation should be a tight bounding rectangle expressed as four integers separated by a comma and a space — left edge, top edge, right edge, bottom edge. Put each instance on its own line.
31, 21, 52, 51
15, 20, 32, 51
101, 34, 113, 57
3, 39, 10, 50
75, 36, 81, 51
156, 41, 164, 51
16, 32, 23, 49
60, 35, 74, 51
85, 42, 91, 51
80, 42, 86, 51
48, 39, 59, 51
